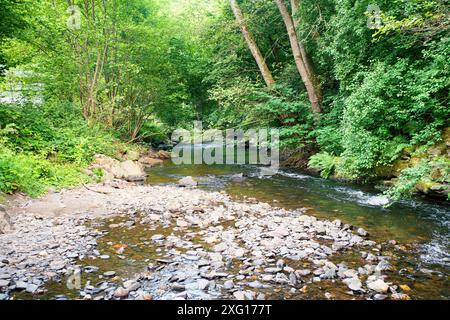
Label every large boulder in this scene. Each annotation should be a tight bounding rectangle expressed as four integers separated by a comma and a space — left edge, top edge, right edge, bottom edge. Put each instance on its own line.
0, 205, 12, 234
111, 160, 146, 182
156, 150, 171, 160
139, 156, 163, 168
91, 155, 146, 182
124, 150, 141, 161
92, 154, 120, 171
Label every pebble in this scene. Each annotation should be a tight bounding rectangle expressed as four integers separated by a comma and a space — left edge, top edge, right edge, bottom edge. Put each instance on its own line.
66, 252, 79, 259
123, 280, 140, 292
84, 266, 99, 273
233, 291, 246, 300
366, 253, 377, 262
26, 283, 39, 293
104, 271, 116, 277
357, 228, 368, 237
0, 184, 408, 301
0, 279, 10, 287
295, 269, 311, 277
151, 234, 165, 241
375, 260, 391, 272
373, 294, 388, 300
197, 279, 210, 291
367, 279, 389, 293
248, 281, 265, 289
223, 280, 234, 290
49, 260, 66, 270
343, 277, 363, 292
391, 293, 411, 300
289, 273, 297, 286
264, 267, 282, 274
15, 281, 28, 289
261, 274, 274, 282
256, 293, 266, 300
114, 287, 129, 298
147, 214, 161, 221
276, 259, 285, 268
176, 220, 189, 228
399, 284, 411, 292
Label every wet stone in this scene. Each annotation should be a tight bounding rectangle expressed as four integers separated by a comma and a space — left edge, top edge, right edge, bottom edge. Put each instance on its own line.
15, 281, 28, 289
104, 271, 116, 277
367, 279, 389, 293
26, 283, 39, 293
151, 234, 165, 241
264, 267, 282, 274
373, 294, 388, 300
343, 277, 363, 292
0, 279, 10, 287
223, 280, 234, 290
114, 287, 129, 298
233, 291, 246, 300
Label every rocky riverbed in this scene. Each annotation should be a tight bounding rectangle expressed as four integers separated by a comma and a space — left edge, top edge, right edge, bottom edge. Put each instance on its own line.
0, 182, 413, 300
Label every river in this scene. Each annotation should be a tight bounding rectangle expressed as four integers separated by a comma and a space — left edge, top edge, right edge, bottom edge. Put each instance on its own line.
145, 159, 449, 299
9, 154, 449, 300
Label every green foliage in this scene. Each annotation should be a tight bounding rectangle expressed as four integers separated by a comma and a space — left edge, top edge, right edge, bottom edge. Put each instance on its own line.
138, 119, 172, 146
0, 101, 117, 164
0, 0, 448, 201
0, 146, 90, 197
200, 0, 449, 199
385, 160, 432, 200
308, 153, 339, 179
0, 100, 127, 196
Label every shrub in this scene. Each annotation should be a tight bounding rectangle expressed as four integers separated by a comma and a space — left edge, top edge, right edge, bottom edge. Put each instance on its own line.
308, 152, 339, 179
385, 160, 432, 200
0, 146, 89, 196
0, 100, 125, 196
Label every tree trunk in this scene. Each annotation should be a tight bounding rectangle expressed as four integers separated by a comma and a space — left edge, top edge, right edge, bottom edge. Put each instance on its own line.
290, 0, 322, 101
290, 0, 312, 78
275, 0, 321, 113
229, 0, 275, 88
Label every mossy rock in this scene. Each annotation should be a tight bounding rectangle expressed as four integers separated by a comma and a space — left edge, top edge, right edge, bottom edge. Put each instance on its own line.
443, 127, 450, 147
415, 179, 434, 194
427, 142, 447, 157
415, 179, 449, 197
430, 168, 442, 180
376, 159, 410, 178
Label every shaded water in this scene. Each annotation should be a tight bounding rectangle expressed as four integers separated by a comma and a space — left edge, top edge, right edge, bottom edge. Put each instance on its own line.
146, 160, 449, 299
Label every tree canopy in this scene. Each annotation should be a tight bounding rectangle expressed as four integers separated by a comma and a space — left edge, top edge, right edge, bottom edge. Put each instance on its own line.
0, 0, 449, 199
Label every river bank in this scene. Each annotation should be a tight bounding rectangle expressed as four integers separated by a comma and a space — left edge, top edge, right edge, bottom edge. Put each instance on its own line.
281, 127, 450, 201
0, 180, 428, 300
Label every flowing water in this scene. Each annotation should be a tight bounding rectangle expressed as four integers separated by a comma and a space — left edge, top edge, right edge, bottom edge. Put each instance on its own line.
14, 152, 449, 300
146, 159, 450, 299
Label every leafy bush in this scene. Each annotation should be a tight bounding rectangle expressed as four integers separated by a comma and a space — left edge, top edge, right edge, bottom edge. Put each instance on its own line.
0, 100, 127, 196
0, 146, 89, 196
308, 153, 339, 179
138, 119, 172, 146
0, 101, 118, 164
315, 126, 343, 156
385, 160, 432, 200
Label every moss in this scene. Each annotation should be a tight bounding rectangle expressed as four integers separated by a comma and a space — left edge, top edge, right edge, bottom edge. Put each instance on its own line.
376, 159, 410, 178
415, 179, 434, 194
